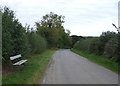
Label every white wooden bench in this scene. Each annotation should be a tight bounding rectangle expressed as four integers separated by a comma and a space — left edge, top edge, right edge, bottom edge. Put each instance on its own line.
10, 54, 27, 66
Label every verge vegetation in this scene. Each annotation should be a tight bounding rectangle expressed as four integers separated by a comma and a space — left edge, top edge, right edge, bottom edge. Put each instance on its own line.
3, 50, 56, 84
71, 49, 119, 75
72, 31, 120, 74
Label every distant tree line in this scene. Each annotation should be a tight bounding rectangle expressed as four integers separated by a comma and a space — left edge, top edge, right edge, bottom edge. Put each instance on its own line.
73, 31, 119, 62
2, 7, 72, 63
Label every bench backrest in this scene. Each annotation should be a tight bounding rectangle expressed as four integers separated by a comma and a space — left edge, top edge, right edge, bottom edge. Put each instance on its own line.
10, 54, 21, 60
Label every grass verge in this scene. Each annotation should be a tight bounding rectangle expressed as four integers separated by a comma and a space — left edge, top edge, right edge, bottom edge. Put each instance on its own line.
2, 49, 56, 84
71, 49, 119, 75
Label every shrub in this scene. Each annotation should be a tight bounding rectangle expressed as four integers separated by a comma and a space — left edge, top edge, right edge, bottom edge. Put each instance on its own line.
73, 38, 92, 51
99, 31, 118, 55
73, 31, 119, 62
104, 38, 118, 59
88, 38, 101, 55
27, 31, 47, 54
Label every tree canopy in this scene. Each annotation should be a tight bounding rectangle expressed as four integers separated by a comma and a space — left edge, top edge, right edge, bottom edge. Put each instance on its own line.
36, 12, 72, 48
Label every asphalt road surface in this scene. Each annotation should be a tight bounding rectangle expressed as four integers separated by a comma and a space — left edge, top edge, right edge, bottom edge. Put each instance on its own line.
41, 49, 118, 84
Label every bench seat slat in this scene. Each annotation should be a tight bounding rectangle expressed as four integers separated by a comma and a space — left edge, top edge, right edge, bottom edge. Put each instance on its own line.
10, 54, 21, 60
13, 60, 27, 65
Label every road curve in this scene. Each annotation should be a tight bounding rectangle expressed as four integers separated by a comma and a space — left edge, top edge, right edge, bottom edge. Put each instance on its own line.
41, 49, 118, 84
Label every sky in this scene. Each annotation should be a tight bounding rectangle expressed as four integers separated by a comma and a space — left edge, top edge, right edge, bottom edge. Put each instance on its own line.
0, 0, 119, 36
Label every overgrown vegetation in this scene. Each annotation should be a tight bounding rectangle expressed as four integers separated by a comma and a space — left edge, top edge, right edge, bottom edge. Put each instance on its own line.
2, 7, 72, 63
73, 31, 119, 62
3, 50, 55, 84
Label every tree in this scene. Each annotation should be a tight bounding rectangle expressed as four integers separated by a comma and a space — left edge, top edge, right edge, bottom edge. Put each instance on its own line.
71, 35, 84, 47
40, 12, 65, 29
112, 23, 120, 62
2, 7, 27, 61
36, 12, 72, 48
99, 31, 117, 55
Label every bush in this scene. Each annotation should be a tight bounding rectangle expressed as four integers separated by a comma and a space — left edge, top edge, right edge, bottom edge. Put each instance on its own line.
99, 31, 118, 55
27, 31, 47, 54
73, 31, 119, 62
73, 38, 92, 51
104, 38, 118, 59
88, 38, 100, 55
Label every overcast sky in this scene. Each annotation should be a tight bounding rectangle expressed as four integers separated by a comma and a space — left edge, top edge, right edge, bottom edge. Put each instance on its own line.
0, 0, 119, 36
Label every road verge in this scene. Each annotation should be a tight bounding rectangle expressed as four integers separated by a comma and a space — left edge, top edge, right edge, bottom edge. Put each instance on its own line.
2, 49, 56, 84
71, 49, 119, 75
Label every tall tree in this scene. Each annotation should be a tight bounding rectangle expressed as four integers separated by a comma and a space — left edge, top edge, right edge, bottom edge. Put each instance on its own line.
36, 12, 72, 48
40, 12, 65, 29
2, 7, 27, 61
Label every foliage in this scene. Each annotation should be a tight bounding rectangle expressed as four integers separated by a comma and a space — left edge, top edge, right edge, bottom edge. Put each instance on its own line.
58, 31, 72, 48
2, 7, 47, 62
2, 7, 28, 61
99, 31, 118, 55
88, 38, 101, 55
71, 35, 84, 47
2, 7, 72, 64
26, 30, 47, 54
36, 12, 72, 48
104, 38, 118, 59
73, 31, 119, 62
74, 38, 92, 51
40, 12, 65, 29
117, 33, 120, 62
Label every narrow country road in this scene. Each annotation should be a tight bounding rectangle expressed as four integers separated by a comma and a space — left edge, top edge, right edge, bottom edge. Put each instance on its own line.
41, 49, 118, 84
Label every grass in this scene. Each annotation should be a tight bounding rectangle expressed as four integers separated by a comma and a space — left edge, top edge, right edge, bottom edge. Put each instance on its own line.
71, 49, 119, 75
2, 49, 56, 84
